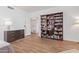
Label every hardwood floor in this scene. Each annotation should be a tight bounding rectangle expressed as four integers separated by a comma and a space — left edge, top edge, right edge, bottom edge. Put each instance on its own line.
11, 34, 79, 53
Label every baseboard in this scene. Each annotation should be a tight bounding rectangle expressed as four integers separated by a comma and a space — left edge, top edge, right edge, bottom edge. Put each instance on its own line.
64, 38, 79, 42
25, 33, 31, 36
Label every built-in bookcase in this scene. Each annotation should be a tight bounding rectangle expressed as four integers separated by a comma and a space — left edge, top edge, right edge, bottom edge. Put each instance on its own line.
41, 12, 63, 40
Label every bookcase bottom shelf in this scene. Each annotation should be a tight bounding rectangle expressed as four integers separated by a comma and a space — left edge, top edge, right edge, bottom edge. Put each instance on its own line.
41, 37, 63, 41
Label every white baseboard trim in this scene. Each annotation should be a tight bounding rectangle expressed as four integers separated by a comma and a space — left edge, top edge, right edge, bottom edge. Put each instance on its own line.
64, 38, 79, 42
25, 33, 31, 36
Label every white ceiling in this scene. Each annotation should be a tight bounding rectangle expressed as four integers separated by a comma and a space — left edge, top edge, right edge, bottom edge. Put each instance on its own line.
15, 6, 53, 12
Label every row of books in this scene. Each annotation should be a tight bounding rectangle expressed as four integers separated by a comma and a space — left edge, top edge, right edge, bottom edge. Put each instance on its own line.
54, 27, 62, 31
41, 34, 63, 39
54, 23, 63, 25
41, 31, 62, 35
54, 31, 62, 35
54, 19, 62, 22
41, 22, 54, 25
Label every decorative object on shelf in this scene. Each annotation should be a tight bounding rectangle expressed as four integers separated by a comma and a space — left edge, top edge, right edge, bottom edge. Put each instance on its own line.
41, 12, 63, 40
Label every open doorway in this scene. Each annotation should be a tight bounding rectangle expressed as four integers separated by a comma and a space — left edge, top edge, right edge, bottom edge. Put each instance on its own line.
31, 18, 37, 34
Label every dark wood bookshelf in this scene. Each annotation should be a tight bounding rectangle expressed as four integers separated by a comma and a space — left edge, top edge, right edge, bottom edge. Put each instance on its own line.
41, 12, 63, 40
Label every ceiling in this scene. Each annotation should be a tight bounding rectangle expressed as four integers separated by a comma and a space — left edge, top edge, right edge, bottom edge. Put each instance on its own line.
15, 6, 53, 12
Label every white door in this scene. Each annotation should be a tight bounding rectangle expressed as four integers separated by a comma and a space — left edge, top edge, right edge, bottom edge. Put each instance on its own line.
31, 18, 37, 34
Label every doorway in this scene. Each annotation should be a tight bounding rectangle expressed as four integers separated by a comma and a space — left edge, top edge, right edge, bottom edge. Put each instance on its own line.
31, 18, 37, 34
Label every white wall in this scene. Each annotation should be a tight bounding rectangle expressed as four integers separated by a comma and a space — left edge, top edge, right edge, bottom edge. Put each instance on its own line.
0, 6, 31, 41
29, 6, 79, 42
0, 7, 27, 30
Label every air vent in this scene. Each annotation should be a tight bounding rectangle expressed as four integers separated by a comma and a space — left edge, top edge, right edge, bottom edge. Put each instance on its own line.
8, 6, 14, 10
